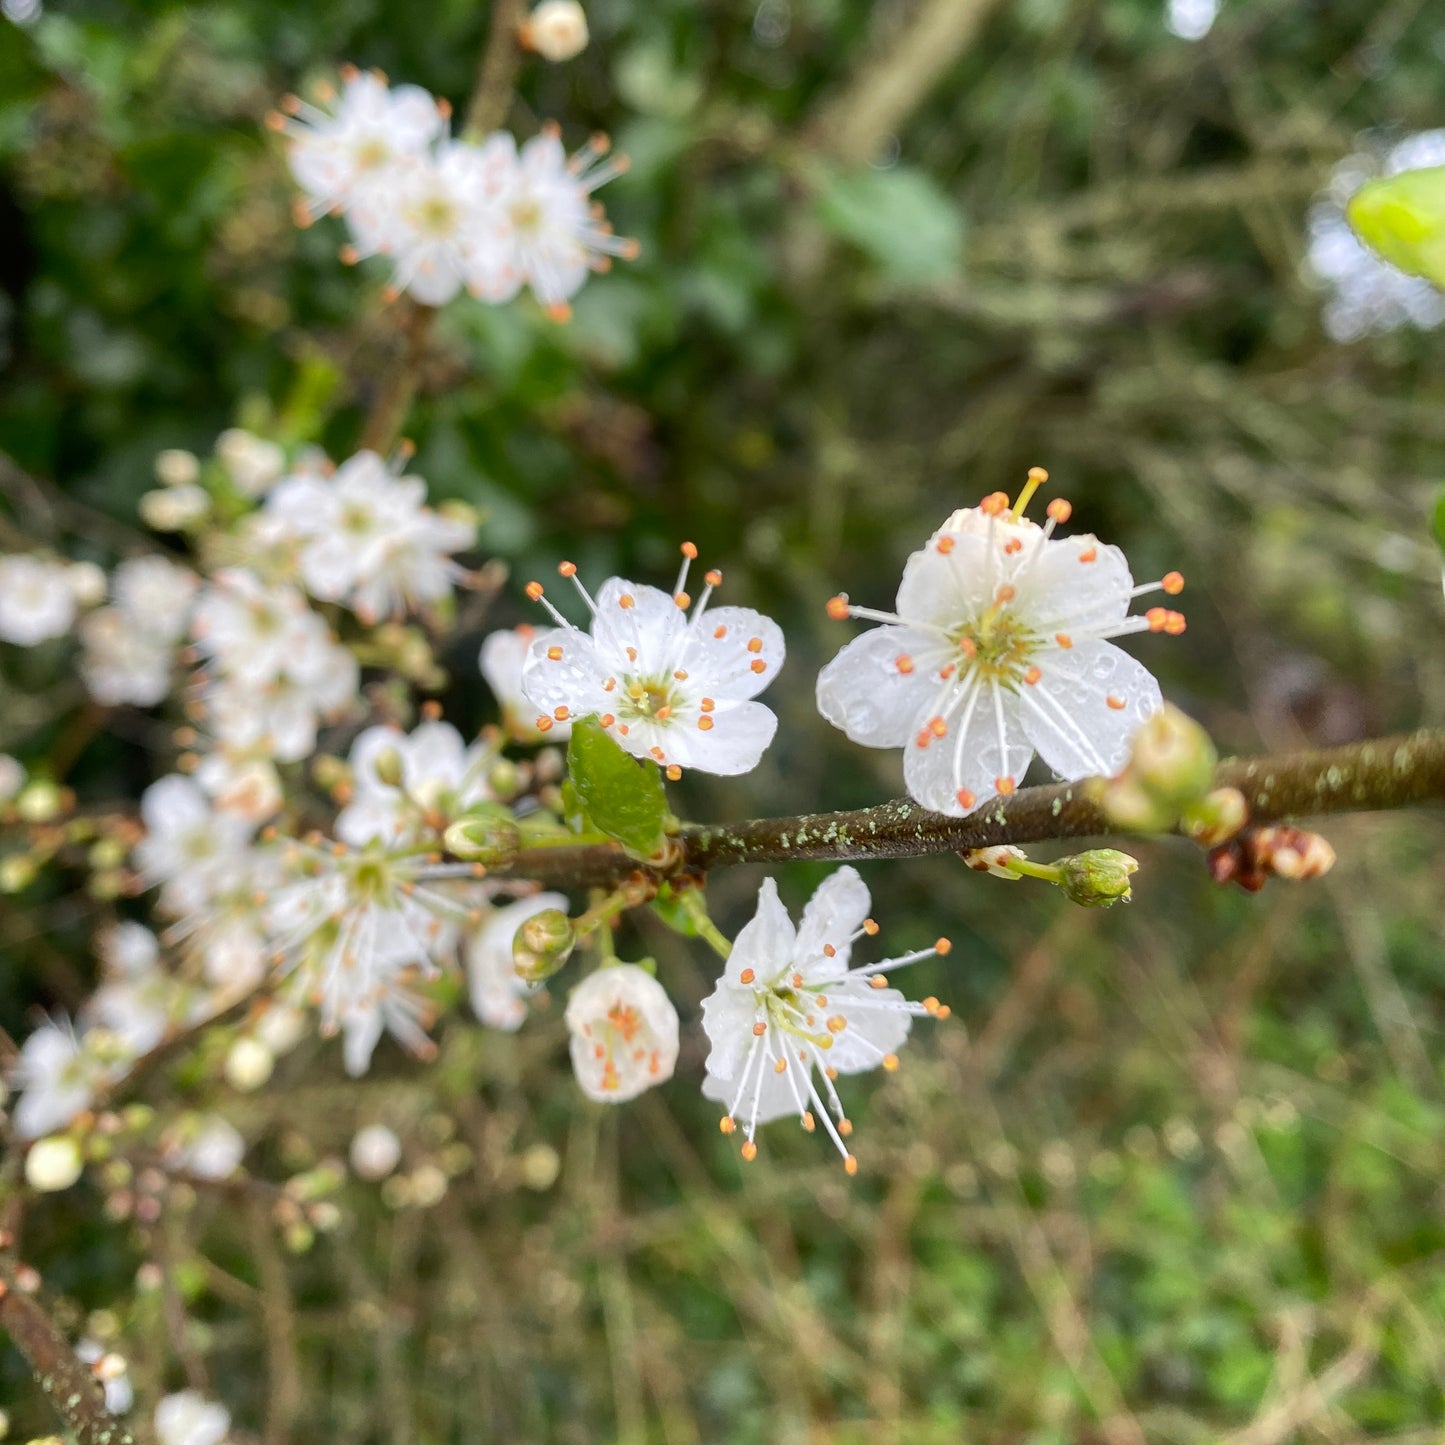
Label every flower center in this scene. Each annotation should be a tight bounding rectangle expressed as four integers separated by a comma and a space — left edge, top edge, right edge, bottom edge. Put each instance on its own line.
510, 197, 543, 233
952, 607, 1037, 685
606, 1003, 641, 1043
621, 677, 681, 721
415, 195, 457, 235
353, 138, 390, 171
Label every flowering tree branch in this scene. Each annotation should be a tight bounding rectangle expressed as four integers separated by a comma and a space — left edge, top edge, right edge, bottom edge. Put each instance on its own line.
492, 729, 1445, 888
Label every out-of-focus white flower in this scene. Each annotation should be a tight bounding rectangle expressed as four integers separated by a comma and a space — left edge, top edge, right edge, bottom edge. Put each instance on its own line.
155, 447, 201, 487
140, 485, 211, 531
565, 964, 679, 1102
520, 546, 784, 777
524, 0, 590, 62
1307, 130, 1445, 343
66, 560, 108, 607
155, 1390, 231, 1445
817, 483, 1175, 816
223, 1036, 274, 1091
25, 1134, 85, 1192
0, 753, 25, 802
465, 127, 637, 315
0, 554, 76, 644
350, 1123, 403, 1179
215, 428, 287, 497
98, 921, 161, 978
466, 891, 568, 1030
337, 720, 494, 848
113, 555, 199, 642
252, 1003, 308, 1056
77, 1338, 133, 1413
481, 625, 571, 742
700, 868, 951, 1171
136, 774, 259, 915
262, 451, 475, 621
80, 607, 177, 707
10, 1020, 103, 1139
195, 754, 284, 824
167, 1114, 246, 1179
273, 67, 443, 222
1164, 0, 1218, 41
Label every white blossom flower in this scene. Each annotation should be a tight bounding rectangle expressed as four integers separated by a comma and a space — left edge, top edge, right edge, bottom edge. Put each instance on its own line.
80, 607, 177, 706
135, 774, 260, 915
565, 964, 679, 1102
1164, 0, 1218, 41
139, 485, 210, 531
1306, 130, 1445, 343
215, 428, 287, 497
350, 1123, 403, 1180
480, 625, 571, 742
0, 753, 25, 802
272, 67, 443, 223
817, 480, 1177, 816
65, 560, 108, 607
166, 1114, 246, 1180
465, 128, 637, 315
337, 719, 494, 848
76, 1338, 133, 1413
466, 891, 568, 1030
0, 554, 76, 644
263, 451, 474, 621
155, 1390, 231, 1445
195, 753, 284, 824
525, 1, 589, 62
98, 920, 161, 977
10, 1020, 105, 1139
700, 867, 951, 1171
155, 447, 201, 487
112, 554, 199, 642
519, 546, 784, 777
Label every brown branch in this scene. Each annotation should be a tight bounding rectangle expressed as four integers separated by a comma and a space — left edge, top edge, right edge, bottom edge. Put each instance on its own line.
804, 0, 1008, 165
490, 729, 1445, 888
248, 1200, 302, 1445
0, 1269, 141, 1445
463, 0, 528, 139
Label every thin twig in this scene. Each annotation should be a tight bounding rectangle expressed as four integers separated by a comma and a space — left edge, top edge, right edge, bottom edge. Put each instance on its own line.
489, 729, 1445, 888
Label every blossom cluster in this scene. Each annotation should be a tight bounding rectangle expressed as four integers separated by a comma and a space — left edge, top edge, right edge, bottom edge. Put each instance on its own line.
272, 68, 635, 313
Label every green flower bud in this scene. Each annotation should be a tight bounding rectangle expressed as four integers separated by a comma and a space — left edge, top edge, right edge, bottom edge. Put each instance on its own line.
1056, 850, 1138, 907
1183, 786, 1249, 847
443, 806, 522, 865
1127, 706, 1216, 806
372, 747, 405, 789
1097, 775, 1173, 833
487, 758, 522, 801
514, 908, 576, 982
16, 779, 65, 823
0, 854, 38, 894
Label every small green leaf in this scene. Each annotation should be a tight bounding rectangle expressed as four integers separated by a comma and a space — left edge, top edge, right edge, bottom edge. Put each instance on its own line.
565, 717, 670, 860
650, 882, 703, 937
1346, 166, 1445, 290
816, 165, 965, 286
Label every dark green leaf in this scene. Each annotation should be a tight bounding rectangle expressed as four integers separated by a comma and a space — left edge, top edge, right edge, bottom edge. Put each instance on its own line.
565, 717, 670, 860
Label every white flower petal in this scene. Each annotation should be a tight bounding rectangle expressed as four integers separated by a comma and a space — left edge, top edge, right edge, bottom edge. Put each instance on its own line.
902, 676, 1033, 816
792, 864, 870, 975
680, 605, 785, 700
815, 624, 941, 748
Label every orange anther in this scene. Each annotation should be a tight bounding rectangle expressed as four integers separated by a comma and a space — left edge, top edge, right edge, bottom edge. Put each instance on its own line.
823, 943, 836, 958
844, 1154, 859, 1176
680, 541, 698, 559
535, 716, 554, 733
558, 561, 578, 577
750, 658, 766, 673
1106, 695, 1126, 711
1055, 632, 1073, 649
741, 1140, 758, 1162
553, 706, 570, 721
801, 1110, 815, 1131
599, 713, 615, 728
739, 968, 755, 984
752, 1021, 767, 1036
700, 697, 715, 712
665, 765, 682, 781
704, 569, 722, 587
674, 669, 689, 680
698, 716, 714, 731
1023, 666, 1042, 685
882, 1053, 900, 1071
747, 636, 763, 653
525, 581, 544, 600
915, 730, 933, 750
1162, 571, 1184, 595
1165, 611, 1187, 635
936, 535, 956, 555
546, 645, 564, 661
862, 918, 879, 935
996, 584, 1016, 603
929, 716, 947, 737
1078, 546, 1098, 564
774, 1058, 787, 1074
618, 593, 635, 609
674, 592, 691, 609
1046, 498, 1072, 524
714, 624, 727, 639
649, 746, 665, 761
896, 654, 915, 674
719, 1116, 736, 1134
654, 705, 671, 720
956, 788, 976, 809
869, 975, 888, 989
995, 775, 1016, 795
935, 937, 952, 955
1004, 538, 1022, 555
1146, 607, 1168, 632
980, 491, 1010, 516
826, 595, 850, 620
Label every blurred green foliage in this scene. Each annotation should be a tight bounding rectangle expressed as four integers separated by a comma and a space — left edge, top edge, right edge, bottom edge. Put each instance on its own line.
3, 0, 1445, 1439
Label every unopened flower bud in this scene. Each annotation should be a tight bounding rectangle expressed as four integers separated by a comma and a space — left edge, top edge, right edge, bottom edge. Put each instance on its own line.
443, 807, 521, 865
1255, 826, 1336, 881
371, 747, 405, 789
224, 1037, 275, 1092
487, 758, 522, 800
66, 561, 107, 607
16, 778, 64, 823
0, 753, 25, 803
139, 485, 210, 531
155, 448, 200, 487
1184, 786, 1249, 847
26, 1135, 84, 1193
524, 0, 589, 61
961, 845, 1025, 879
350, 1124, 402, 1181
1097, 774, 1174, 832
0, 854, 38, 893
216, 428, 286, 496
1056, 850, 1138, 907
1127, 706, 1216, 806
514, 908, 575, 981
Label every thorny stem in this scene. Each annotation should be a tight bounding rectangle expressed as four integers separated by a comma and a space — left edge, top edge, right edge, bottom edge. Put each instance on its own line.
490, 729, 1445, 889
355, 0, 526, 454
